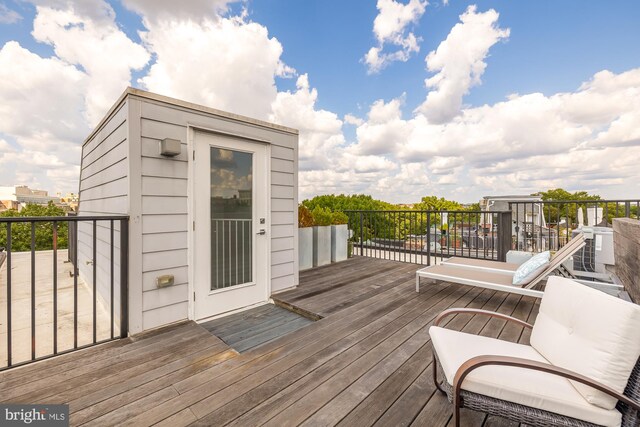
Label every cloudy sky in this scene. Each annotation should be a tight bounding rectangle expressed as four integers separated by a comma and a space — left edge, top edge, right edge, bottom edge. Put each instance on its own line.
0, 0, 639, 203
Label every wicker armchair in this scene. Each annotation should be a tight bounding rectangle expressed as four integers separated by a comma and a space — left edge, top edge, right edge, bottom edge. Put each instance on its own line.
430, 277, 640, 427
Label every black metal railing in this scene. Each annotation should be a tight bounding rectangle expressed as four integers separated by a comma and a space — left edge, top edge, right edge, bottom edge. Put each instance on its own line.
345, 210, 512, 265
508, 199, 640, 252
0, 215, 128, 371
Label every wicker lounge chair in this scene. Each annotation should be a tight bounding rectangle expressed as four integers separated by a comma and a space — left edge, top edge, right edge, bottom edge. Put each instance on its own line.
441, 232, 585, 274
430, 276, 640, 427
415, 233, 586, 297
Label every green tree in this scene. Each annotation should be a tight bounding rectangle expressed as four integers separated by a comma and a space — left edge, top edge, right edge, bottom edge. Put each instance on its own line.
301, 194, 395, 212
0, 202, 68, 251
531, 188, 602, 228
414, 196, 464, 211
302, 194, 399, 242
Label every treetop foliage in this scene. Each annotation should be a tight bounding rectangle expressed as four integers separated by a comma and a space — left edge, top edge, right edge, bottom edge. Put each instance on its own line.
0, 202, 68, 251
532, 188, 601, 201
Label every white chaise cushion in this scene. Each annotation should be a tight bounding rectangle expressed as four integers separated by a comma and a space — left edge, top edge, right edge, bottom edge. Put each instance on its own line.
531, 276, 640, 410
430, 326, 622, 426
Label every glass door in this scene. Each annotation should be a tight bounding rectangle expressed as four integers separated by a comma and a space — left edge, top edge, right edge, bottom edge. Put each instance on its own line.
194, 132, 268, 320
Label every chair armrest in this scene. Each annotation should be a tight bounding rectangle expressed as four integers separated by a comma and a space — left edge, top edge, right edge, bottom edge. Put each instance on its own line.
433, 308, 533, 329
453, 355, 640, 412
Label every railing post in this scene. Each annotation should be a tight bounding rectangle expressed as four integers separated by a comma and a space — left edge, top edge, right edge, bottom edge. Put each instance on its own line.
426, 213, 431, 266
6, 222, 11, 367
120, 218, 129, 339
359, 212, 364, 256
625, 202, 631, 218
496, 211, 512, 262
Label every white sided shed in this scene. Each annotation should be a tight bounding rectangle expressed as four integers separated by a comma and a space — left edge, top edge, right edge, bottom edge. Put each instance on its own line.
78, 88, 299, 334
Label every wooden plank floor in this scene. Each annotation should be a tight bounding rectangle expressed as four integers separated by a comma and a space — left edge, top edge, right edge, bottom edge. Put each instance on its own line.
0, 257, 540, 426
200, 304, 314, 353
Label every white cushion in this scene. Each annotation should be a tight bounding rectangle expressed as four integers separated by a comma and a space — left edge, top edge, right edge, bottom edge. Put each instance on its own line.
430, 326, 622, 427
512, 251, 550, 285
531, 276, 640, 410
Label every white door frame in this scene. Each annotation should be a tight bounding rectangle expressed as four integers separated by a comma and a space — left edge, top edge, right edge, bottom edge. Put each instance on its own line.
187, 125, 272, 322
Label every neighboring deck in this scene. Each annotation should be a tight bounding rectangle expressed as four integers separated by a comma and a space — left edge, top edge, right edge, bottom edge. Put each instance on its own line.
0, 257, 540, 426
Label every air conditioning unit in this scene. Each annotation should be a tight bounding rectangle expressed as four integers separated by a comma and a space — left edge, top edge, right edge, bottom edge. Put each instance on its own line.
569, 226, 615, 281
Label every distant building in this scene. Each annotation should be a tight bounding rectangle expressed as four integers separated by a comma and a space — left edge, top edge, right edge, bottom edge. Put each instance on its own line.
0, 185, 62, 212
58, 193, 79, 212
480, 195, 557, 251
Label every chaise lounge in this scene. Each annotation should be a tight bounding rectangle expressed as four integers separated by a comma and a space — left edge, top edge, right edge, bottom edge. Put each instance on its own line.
416, 233, 586, 297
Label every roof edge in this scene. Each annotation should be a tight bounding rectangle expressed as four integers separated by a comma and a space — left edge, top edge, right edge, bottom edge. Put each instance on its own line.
83, 87, 299, 146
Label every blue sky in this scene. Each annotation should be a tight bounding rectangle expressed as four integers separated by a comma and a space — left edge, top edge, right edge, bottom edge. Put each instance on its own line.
0, 0, 639, 202
251, 0, 640, 116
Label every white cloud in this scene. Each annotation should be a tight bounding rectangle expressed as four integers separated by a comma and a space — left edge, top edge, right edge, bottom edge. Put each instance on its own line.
138, 14, 292, 121
123, 0, 236, 24
364, 0, 427, 74
0, 4, 22, 24
0, 41, 88, 144
344, 114, 364, 126
0, 1, 147, 193
31, 1, 150, 125
416, 5, 509, 123
270, 74, 345, 170
352, 97, 412, 156
345, 65, 640, 202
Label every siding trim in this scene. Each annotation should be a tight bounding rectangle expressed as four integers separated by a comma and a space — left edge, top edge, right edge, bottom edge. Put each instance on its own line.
127, 98, 144, 334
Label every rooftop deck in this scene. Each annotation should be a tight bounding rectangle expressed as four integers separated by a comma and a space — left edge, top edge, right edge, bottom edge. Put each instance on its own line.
0, 257, 540, 426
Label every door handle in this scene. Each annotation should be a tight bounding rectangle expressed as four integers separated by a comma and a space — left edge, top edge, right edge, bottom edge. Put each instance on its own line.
257, 229, 266, 235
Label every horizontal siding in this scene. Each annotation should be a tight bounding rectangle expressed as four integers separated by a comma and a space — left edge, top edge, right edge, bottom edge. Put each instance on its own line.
272, 198, 294, 212
82, 140, 127, 179
141, 156, 188, 178
142, 176, 187, 196
271, 211, 294, 225
143, 283, 189, 311
272, 185, 294, 199
271, 249, 294, 266
80, 177, 128, 201
272, 171, 294, 186
142, 214, 188, 234
272, 224, 294, 239
142, 301, 188, 330
272, 262, 294, 279
141, 100, 297, 149
142, 249, 188, 272
272, 158, 294, 173
272, 237, 294, 252
82, 106, 127, 161
80, 159, 127, 191
142, 232, 188, 253
142, 196, 187, 215
271, 145, 295, 161
78, 196, 128, 215
78, 102, 128, 321
271, 275, 295, 292
139, 113, 190, 316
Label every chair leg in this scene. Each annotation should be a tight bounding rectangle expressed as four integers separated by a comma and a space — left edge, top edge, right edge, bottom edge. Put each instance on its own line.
433, 353, 445, 394
452, 400, 461, 427
416, 274, 420, 292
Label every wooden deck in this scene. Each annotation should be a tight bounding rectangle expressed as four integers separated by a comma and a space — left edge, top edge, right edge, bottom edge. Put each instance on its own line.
0, 257, 540, 426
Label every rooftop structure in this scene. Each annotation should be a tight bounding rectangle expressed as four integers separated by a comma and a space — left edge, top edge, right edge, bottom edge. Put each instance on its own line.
0, 185, 61, 211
